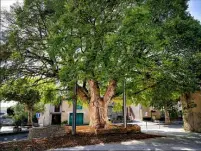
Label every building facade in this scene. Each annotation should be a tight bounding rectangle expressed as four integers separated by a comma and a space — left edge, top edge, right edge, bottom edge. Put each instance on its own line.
108, 104, 162, 122
38, 101, 90, 126
38, 100, 162, 126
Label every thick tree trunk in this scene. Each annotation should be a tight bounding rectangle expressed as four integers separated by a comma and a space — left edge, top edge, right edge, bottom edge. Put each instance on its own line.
88, 80, 116, 129
89, 97, 108, 128
181, 93, 201, 132
164, 108, 170, 124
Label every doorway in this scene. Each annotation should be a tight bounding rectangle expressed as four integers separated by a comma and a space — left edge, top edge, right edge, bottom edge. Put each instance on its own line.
51, 114, 61, 125
69, 113, 84, 125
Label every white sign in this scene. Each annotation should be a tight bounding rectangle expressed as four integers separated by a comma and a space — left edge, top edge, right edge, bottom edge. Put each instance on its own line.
36, 113, 40, 119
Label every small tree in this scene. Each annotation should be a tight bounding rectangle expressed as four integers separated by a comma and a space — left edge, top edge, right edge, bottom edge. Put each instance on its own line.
12, 103, 28, 126
149, 79, 180, 124
0, 78, 40, 125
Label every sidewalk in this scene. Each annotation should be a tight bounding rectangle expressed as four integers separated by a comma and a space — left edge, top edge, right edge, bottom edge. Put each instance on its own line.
50, 122, 201, 151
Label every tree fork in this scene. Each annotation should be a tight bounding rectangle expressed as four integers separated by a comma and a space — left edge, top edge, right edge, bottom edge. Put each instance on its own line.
87, 79, 117, 129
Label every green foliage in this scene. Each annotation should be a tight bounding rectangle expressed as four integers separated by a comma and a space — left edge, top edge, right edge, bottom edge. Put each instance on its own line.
112, 97, 123, 112
34, 101, 45, 113
61, 120, 68, 125
1, 0, 201, 109
37, 82, 61, 105
169, 109, 179, 119
12, 103, 28, 126
1, 77, 62, 107
0, 78, 40, 108
11, 102, 45, 125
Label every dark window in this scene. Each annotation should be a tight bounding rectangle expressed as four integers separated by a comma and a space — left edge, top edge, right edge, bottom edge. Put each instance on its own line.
54, 105, 60, 112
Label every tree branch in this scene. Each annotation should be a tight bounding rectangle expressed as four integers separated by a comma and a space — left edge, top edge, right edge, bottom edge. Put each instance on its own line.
103, 80, 117, 102
88, 80, 100, 102
133, 81, 162, 95
77, 84, 90, 103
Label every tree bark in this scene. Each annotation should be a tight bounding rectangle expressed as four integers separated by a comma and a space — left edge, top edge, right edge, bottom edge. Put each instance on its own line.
164, 108, 170, 124
26, 105, 33, 126
181, 93, 195, 131
88, 80, 116, 129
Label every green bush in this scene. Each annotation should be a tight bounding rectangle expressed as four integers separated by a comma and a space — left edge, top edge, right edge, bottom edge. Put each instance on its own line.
170, 110, 179, 120
61, 120, 68, 125
12, 103, 28, 126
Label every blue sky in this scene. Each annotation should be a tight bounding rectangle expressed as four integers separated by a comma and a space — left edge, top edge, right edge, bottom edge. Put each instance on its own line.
188, 0, 201, 22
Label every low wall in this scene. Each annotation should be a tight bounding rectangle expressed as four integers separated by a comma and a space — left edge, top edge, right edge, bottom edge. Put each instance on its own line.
28, 125, 67, 139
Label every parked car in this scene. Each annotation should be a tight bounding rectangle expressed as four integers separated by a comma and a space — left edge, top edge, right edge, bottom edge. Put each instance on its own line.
1, 116, 14, 126
0, 112, 6, 118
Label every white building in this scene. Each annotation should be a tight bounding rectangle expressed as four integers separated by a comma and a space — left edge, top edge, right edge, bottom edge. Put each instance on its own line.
38, 101, 90, 126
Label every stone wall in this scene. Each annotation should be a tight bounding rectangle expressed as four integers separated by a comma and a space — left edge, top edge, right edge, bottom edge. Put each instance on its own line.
28, 125, 67, 139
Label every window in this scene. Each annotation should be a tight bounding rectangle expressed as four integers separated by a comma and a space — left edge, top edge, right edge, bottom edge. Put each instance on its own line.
77, 105, 82, 110
54, 105, 60, 112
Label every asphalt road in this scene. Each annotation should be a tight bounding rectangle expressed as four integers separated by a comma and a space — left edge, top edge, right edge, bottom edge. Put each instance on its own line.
0, 132, 28, 142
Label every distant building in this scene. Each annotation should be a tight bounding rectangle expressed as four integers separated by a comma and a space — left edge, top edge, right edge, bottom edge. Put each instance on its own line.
108, 103, 162, 122
38, 100, 163, 126
38, 101, 90, 126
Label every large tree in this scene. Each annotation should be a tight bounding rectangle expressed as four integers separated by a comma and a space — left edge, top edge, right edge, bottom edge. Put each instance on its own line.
2, 0, 201, 129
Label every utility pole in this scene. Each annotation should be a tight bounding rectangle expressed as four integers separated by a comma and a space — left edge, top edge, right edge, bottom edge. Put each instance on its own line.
72, 81, 77, 135
123, 78, 127, 128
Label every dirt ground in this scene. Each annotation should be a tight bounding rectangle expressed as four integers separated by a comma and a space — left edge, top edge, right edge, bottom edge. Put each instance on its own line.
0, 125, 163, 151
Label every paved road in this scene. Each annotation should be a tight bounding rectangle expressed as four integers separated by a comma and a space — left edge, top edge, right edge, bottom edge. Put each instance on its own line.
0, 126, 29, 142
51, 121, 201, 151
0, 133, 28, 142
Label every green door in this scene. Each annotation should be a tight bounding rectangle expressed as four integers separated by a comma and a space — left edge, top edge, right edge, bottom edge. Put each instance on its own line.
69, 113, 84, 125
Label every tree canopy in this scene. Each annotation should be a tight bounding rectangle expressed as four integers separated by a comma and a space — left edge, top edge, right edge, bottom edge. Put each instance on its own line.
1, 0, 201, 125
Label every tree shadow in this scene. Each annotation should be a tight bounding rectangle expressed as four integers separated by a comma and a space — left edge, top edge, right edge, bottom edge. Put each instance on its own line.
56, 135, 201, 151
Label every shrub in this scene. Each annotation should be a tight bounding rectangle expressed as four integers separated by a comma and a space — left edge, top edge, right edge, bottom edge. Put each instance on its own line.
61, 120, 68, 125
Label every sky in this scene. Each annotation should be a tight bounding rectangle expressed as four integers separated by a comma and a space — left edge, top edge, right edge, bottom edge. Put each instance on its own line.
0, 0, 201, 108
188, 0, 201, 22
